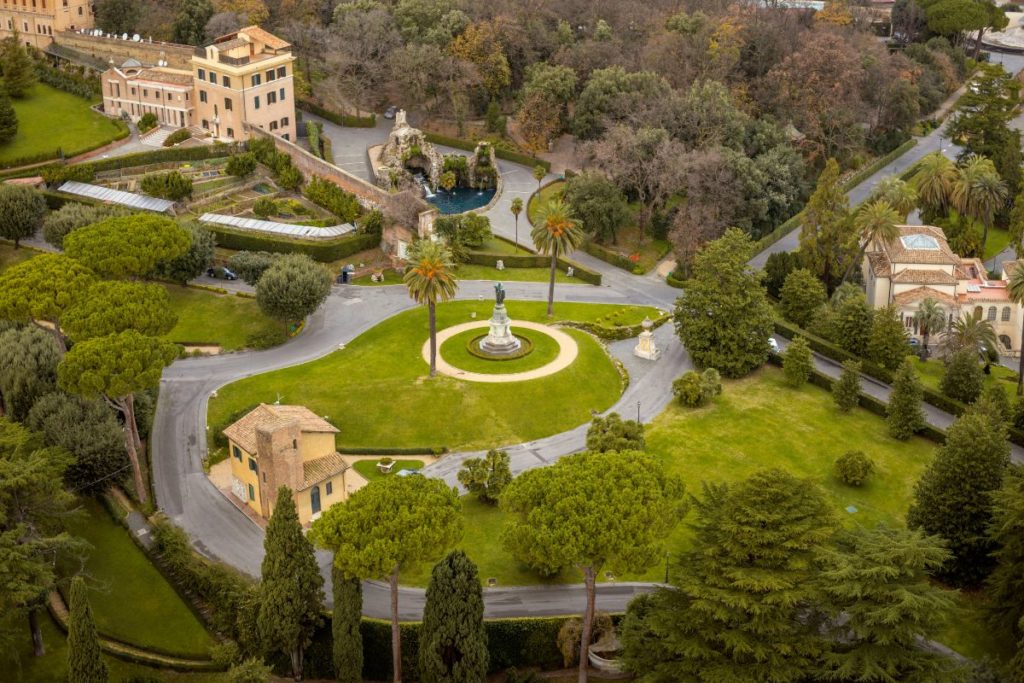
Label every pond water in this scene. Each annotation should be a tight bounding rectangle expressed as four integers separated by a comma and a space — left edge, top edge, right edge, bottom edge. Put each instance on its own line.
428, 186, 496, 215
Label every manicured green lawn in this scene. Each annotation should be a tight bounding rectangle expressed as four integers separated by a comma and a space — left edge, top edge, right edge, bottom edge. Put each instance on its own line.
352, 269, 405, 286
913, 355, 1019, 399
527, 180, 565, 224
208, 301, 650, 452
454, 263, 576, 283
0, 84, 125, 164
161, 285, 281, 350
352, 458, 425, 481
0, 242, 38, 273
439, 327, 562, 374
59, 499, 214, 658
984, 227, 1012, 261
412, 366, 938, 588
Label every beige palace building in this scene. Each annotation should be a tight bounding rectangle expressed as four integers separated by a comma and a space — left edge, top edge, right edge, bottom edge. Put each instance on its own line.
101, 25, 295, 142
0, 0, 93, 48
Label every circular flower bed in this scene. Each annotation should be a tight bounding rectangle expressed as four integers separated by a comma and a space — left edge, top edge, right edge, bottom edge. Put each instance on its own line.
466, 333, 534, 361
439, 327, 562, 375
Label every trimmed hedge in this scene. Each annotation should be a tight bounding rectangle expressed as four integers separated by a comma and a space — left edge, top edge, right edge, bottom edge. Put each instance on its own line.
336, 446, 448, 456
561, 313, 671, 341
298, 99, 376, 127
464, 248, 602, 285
666, 273, 685, 289
206, 226, 378, 263
423, 131, 550, 172
581, 240, 637, 272
163, 128, 192, 147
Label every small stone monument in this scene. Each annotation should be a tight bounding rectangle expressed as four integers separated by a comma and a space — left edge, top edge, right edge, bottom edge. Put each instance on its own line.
633, 317, 661, 361
478, 283, 521, 355
496, 259, 504, 271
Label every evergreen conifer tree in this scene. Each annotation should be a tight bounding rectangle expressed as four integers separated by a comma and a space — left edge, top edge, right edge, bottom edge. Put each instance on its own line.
818, 525, 960, 682
908, 411, 1010, 586
0, 87, 18, 143
977, 383, 1013, 425
2, 33, 36, 98
833, 360, 861, 412
620, 469, 835, 681
67, 576, 107, 683
783, 336, 813, 387
257, 488, 324, 680
940, 349, 984, 404
419, 550, 488, 683
867, 305, 909, 372
987, 465, 1024, 642
887, 359, 925, 440
332, 564, 362, 683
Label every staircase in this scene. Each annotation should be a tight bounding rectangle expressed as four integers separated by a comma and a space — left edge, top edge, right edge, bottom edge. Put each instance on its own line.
140, 126, 174, 148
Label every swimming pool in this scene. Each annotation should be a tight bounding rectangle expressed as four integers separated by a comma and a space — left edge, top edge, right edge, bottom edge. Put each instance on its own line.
428, 186, 496, 214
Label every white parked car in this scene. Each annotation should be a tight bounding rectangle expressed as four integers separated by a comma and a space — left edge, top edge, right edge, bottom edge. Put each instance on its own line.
768, 337, 780, 353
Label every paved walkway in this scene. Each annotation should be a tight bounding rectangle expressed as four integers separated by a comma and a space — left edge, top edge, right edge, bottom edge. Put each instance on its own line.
426, 320, 578, 383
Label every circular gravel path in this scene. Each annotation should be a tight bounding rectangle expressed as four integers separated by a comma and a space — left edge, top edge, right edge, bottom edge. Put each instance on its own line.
424, 320, 578, 383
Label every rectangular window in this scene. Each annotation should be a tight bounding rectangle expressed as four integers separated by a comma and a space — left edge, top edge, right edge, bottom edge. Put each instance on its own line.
266, 69, 275, 81
279, 87, 285, 101
253, 96, 260, 110
232, 446, 241, 460
199, 91, 207, 103
277, 66, 286, 78
326, 481, 333, 496
248, 457, 258, 473
202, 119, 208, 128
143, 89, 148, 97
281, 117, 289, 127
248, 484, 254, 501
269, 121, 277, 130
226, 127, 234, 137
267, 91, 276, 104
209, 72, 217, 85
224, 97, 232, 111
167, 92, 172, 100
251, 74, 261, 87
198, 68, 205, 81
222, 75, 231, 88
131, 87, 136, 95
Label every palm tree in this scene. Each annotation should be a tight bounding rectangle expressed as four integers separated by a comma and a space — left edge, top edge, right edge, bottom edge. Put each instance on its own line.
532, 164, 546, 189
403, 240, 458, 377
510, 197, 523, 254
950, 155, 1008, 255
915, 152, 956, 218
1008, 265, 1024, 395
843, 199, 901, 283
940, 313, 998, 360
868, 175, 918, 219
913, 297, 947, 359
532, 198, 584, 317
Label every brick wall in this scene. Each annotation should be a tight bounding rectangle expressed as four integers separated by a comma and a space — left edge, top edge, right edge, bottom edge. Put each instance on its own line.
246, 123, 389, 209
55, 31, 194, 70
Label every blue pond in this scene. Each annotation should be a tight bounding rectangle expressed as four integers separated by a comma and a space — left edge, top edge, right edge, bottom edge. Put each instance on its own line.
428, 186, 496, 214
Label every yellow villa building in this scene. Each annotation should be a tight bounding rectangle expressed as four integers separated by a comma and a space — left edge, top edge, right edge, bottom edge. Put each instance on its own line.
223, 404, 349, 526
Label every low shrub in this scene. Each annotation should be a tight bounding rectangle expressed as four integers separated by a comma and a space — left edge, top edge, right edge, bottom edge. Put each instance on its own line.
673, 369, 722, 407
225, 153, 257, 178
834, 450, 875, 486
138, 113, 158, 133
303, 176, 361, 222
163, 129, 192, 147
140, 170, 193, 200
245, 326, 287, 349
253, 197, 277, 218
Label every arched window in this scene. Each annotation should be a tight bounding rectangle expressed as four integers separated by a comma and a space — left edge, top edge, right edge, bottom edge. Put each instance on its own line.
1001, 334, 1013, 350
987, 306, 997, 322
973, 306, 983, 320
1003, 307, 1012, 322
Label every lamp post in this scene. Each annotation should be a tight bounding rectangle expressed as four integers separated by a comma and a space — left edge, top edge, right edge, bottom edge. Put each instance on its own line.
636, 401, 641, 423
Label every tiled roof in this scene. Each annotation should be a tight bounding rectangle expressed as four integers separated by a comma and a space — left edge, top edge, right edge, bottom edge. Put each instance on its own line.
890, 268, 958, 285
223, 404, 338, 455
892, 286, 957, 307
301, 452, 348, 490
135, 68, 194, 86
238, 26, 290, 50
867, 251, 891, 277
880, 225, 960, 266
1004, 259, 1024, 278
213, 37, 248, 51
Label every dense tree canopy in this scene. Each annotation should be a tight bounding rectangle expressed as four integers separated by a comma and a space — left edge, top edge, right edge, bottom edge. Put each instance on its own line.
0, 185, 46, 247
255, 253, 333, 325
64, 215, 191, 279
0, 254, 97, 348
62, 280, 177, 341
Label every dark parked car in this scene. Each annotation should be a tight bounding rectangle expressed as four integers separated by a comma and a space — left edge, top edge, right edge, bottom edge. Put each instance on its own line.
206, 266, 237, 280
384, 106, 398, 120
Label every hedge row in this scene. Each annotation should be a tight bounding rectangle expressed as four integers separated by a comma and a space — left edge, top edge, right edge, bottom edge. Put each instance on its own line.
561, 313, 671, 341
774, 319, 1024, 447
580, 240, 639, 273
206, 226, 378, 263
336, 446, 449, 456
295, 614, 571, 681
298, 99, 376, 127
767, 353, 947, 444
465, 249, 601, 285
666, 273, 685, 289
423, 132, 550, 172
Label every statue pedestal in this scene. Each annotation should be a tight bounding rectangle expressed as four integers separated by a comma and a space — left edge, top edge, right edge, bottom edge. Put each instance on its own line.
479, 303, 521, 355
633, 318, 661, 361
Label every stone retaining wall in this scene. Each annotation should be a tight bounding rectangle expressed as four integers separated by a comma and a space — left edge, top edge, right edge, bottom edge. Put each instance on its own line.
55, 31, 195, 70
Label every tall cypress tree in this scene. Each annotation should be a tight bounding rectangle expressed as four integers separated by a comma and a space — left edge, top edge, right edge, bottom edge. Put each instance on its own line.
2, 33, 36, 99
887, 358, 924, 440
620, 469, 836, 682
332, 564, 362, 683
0, 87, 17, 144
419, 550, 488, 683
908, 410, 1010, 586
987, 465, 1024, 642
67, 576, 106, 683
257, 488, 324, 681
